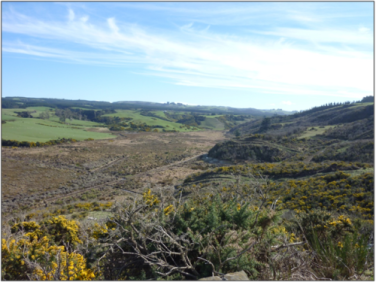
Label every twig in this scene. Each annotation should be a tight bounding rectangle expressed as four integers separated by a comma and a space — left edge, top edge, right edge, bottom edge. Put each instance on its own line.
271, 241, 306, 251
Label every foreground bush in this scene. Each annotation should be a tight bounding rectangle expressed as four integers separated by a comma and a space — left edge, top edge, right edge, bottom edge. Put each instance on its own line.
3, 216, 95, 280
2, 182, 374, 280
90, 188, 303, 280
2, 236, 95, 280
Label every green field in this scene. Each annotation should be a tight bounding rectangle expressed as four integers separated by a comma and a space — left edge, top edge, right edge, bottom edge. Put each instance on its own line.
2, 107, 244, 142
200, 116, 225, 130
2, 108, 114, 142
348, 102, 373, 108
102, 110, 200, 132
298, 125, 336, 139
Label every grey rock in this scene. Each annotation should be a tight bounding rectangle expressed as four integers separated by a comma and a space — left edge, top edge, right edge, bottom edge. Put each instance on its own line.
200, 271, 249, 281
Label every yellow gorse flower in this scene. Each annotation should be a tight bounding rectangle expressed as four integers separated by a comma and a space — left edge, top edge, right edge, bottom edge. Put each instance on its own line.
289, 233, 296, 243
2, 236, 95, 280
143, 189, 160, 207
164, 205, 174, 216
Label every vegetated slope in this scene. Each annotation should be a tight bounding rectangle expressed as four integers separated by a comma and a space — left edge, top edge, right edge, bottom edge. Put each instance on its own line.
2, 98, 259, 143
115, 100, 293, 116
209, 99, 374, 164
2, 96, 295, 116
208, 135, 299, 162
182, 161, 374, 219
228, 100, 374, 137
199, 116, 225, 130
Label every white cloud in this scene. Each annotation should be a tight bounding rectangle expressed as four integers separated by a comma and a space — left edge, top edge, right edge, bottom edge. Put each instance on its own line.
81, 16, 89, 23
359, 27, 370, 33
255, 27, 373, 46
282, 101, 292, 105
2, 8, 373, 99
107, 18, 119, 34
68, 9, 75, 21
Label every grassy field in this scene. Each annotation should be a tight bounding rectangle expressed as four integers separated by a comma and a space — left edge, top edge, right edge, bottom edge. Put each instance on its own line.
101, 110, 248, 131
348, 102, 373, 108
2, 107, 245, 142
102, 110, 200, 132
298, 125, 336, 139
200, 116, 225, 130
2, 108, 114, 142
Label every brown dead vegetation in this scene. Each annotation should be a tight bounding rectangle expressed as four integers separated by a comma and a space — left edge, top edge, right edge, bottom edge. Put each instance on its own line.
2, 131, 228, 217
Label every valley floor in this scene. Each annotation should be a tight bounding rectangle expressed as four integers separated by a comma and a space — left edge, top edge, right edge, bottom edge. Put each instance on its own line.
1, 130, 228, 216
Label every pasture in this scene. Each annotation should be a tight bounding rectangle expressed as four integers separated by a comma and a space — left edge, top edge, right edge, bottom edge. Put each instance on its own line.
298, 125, 337, 139
102, 110, 201, 132
2, 108, 114, 142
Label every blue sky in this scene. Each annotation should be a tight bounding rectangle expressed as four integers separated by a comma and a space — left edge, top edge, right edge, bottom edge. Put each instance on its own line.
2, 2, 374, 111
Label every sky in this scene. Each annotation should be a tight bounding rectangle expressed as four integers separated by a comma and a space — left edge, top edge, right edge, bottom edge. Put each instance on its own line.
2, 2, 374, 111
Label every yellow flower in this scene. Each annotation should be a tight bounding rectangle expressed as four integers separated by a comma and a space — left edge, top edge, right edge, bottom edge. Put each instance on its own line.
237, 203, 241, 211
338, 242, 343, 248
164, 205, 174, 216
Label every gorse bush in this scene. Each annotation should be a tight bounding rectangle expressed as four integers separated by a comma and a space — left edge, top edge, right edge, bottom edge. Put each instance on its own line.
310, 229, 371, 279
2, 236, 95, 280
11, 216, 82, 248
2, 178, 373, 280
3, 216, 96, 280
2, 138, 78, 147
91, 187, 295, 280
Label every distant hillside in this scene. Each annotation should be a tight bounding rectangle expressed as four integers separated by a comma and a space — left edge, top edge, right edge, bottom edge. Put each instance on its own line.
114, 100, 292, 116
208, 98, 374, 163
228, 99, 374, 137
2, 97, 294, 117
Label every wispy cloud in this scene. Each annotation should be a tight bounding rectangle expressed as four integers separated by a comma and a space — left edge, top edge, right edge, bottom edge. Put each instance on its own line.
2, 5, 373, 99
254, 27, 373, 46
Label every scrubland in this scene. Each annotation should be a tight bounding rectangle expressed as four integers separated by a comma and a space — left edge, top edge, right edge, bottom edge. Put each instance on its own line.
1, 98, 374, 280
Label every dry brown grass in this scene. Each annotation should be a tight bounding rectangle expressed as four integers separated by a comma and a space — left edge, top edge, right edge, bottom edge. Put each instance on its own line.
2, 131, 228, 215
1, 159, 76, 201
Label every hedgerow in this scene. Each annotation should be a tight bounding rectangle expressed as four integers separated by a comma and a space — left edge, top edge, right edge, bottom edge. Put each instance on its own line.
2, 138, 78, 148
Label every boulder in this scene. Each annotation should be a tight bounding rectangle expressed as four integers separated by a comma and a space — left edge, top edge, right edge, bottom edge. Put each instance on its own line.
199, 271, 249, 281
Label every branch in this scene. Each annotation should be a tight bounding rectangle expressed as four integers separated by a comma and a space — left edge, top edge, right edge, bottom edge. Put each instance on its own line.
271, 241, 306, 251
197, 257, 224, 277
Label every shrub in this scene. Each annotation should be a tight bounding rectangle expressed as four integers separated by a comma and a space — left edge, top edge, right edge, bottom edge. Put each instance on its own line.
93, 192, 288, 280
2, 236, 95, 280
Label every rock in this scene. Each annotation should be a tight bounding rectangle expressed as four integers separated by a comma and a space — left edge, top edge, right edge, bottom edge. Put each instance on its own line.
200, 271, 249, 281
